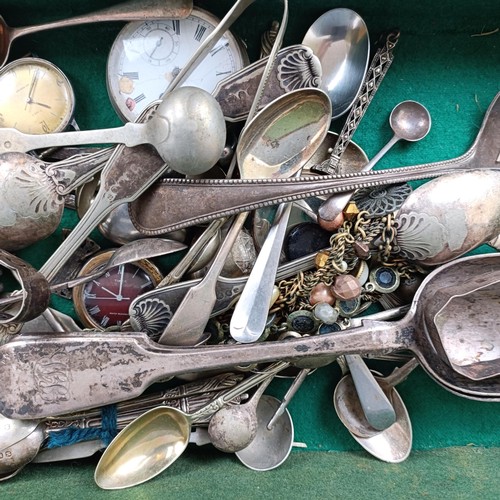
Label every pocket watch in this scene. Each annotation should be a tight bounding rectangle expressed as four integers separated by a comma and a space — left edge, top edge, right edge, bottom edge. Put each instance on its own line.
0, 57, 75, 134
106, 6, 249, 122
73, 250, 163, 330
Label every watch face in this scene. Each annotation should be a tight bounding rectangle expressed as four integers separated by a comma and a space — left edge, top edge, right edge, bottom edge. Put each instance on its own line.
0, 58, 75, 133
106, 7, 248, 122
73, 253, 162, 330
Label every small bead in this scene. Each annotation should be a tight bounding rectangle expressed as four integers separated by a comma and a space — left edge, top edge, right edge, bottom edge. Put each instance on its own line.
269, 286, 280, 307
343, 201, 360, 221
309, 282, 336, 306
353, 241, 371, 260
318, 211, 344, 231
331, 274, 362, 301
313, 302, 340, 324
315, 250, 330, 268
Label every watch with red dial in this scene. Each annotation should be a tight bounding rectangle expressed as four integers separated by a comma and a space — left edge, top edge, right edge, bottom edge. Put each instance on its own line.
73, 250, 163, 330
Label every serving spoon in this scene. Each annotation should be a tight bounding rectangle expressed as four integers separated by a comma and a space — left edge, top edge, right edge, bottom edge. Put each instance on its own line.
0, 0, 192, 68
1, 254, 499, 421
128, 90, 500, 235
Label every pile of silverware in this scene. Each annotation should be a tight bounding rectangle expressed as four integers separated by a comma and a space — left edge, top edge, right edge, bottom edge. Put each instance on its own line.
0, 0, 498, 489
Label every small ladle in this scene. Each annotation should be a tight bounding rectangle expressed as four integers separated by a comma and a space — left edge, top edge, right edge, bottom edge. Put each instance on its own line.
0, 0, 193, 68
94, 362, 288, 490
235, 395, 294, 471
318, 100, 432, 227
334, 358, 419, 462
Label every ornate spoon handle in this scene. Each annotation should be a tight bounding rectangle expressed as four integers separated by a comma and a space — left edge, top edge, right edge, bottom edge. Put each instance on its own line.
313, 30, 400, 175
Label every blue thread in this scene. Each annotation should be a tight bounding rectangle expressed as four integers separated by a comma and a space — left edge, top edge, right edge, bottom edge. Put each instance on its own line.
46, 404, 118, 449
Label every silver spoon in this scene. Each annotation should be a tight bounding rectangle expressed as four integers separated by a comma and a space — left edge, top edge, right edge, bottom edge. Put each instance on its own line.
334, 358, 419, 462
0, 0, 193, 69
302, 8, 370, 119
0, 87, 225, 177
317, 100, 432, 227
94, 362, 288, 490
235, 395, 294, 471
208, 372, 276, 452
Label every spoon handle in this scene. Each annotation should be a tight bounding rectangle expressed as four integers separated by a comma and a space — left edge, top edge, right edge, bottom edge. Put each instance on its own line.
157, 212, 249, 346
344, 354, 396, 431
314, 30, 400, 175
11, 0, 192, 39
230, 202, 293, 343
0, 318, 408, 419
0, 122, 145, 155
39, 143, 166, 282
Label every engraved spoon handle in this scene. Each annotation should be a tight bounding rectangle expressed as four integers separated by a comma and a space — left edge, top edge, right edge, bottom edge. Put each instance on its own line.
314, 30, 400, 175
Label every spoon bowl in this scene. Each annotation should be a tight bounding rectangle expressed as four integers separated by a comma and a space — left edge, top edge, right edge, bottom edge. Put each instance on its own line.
235, 395, 294, 471
302, 8, 370, 119
390, 100, 432, 142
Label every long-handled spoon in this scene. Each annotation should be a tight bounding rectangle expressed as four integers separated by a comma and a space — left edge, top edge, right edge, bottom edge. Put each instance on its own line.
1, 254, 498, 420
94, 362, 288, 489
334, 357, 419, 462
157, 88, 331, 346
317, 100, 431, 227
0, 0, 193, 69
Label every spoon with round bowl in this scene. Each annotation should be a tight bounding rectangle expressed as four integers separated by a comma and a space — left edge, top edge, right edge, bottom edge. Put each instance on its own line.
302, 8, 370, 119
94, 362, 288, 490
334, 357, 419, 463
230, 10, 371, 343
235, 395, 294, 471
318, 100, 432, 229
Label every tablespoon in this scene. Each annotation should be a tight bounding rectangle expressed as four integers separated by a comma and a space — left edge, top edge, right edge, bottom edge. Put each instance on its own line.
334, 358, 419, 462
229, 11, 372, 343
2, 254, 498, 421
0, 0, 192, 68
94, 362, 288, 489
317, 100, 432, 228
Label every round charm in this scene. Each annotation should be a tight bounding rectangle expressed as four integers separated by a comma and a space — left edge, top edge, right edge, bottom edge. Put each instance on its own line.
367, 266, 401, 294
0, 57, 75, 133
286, 310, 319, 335
73, 250, 163, 330
352, 183, 412, 218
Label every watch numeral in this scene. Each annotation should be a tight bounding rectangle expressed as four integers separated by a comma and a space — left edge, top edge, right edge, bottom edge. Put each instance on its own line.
89, 305, 101, 315
172, 20, 180, 35
122, 71, 139, 80
40, 120, 50, 133
100, 316, 110, 327
84, 292, 97, 299
210, 44, 227, 57
140, 277, 152, 288
134, 93, 146, 103
194, 25, 207, 42
216, 70, 232, 77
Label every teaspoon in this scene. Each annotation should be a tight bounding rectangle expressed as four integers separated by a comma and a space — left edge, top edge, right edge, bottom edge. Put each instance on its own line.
0, 0, 192, 68
318, 100, 432, 227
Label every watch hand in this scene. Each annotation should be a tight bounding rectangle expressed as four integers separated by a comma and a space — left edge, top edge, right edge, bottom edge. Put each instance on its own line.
88, 296, 132, 301
117, 265, 125, 298
93, 281, 119, 299
26, 69, 40, 108
149, 37, 163, 58
30, 101, 52, 109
